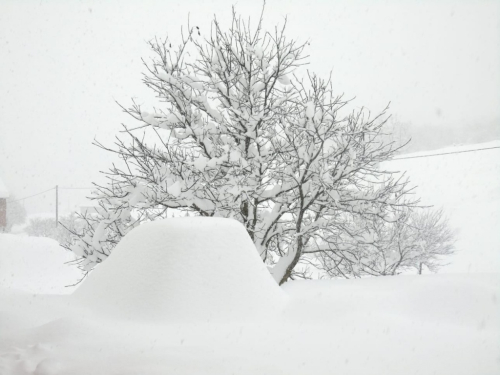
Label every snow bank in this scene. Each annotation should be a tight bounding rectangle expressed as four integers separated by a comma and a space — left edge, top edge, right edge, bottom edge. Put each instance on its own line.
0, 273, 497, 375
383, 140, 500, 274
73, 217, 285, 321
0, 234, 81, 294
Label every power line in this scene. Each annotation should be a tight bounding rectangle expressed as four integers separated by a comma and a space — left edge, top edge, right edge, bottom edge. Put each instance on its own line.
3, 145, 499, 203
6, 187, 55, 203
391, 145, 500, 161
59, 187, 94, 190
5, 186, 94, 203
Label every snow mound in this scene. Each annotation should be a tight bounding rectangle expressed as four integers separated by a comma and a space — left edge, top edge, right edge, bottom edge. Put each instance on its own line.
0, 234, 81, 294
73, 217, 285, 321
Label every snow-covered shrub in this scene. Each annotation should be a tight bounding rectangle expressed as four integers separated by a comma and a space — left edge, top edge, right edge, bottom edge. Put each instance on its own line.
65, 7, 418, 284
26, 214, 84, 245
25, 217, 56, 238
319, 208, 456, 277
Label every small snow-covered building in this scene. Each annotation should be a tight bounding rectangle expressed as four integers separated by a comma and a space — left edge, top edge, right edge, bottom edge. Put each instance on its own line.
0, 174, 9, 230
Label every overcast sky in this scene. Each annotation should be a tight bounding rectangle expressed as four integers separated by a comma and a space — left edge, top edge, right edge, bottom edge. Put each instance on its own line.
1, 0, 499, 214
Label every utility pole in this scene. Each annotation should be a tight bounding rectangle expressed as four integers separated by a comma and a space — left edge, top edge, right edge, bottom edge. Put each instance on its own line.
56, 185, 58, 227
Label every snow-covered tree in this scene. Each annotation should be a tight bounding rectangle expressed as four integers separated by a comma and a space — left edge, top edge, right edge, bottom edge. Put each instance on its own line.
318, 208, 456, 277
65, 8, 418, 284
5, 197, 27, 232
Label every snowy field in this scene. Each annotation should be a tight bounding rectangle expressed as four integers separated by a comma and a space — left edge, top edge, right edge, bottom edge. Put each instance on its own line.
0, 142, 499, 375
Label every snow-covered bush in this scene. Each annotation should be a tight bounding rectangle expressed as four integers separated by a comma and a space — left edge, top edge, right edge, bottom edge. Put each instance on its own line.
319, 208, 456, 277
65, 7, 418, 284
26, 214, 84, 245
25, 217, 55, 238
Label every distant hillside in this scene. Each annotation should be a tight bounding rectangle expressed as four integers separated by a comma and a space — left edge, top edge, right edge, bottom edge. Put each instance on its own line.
384, 118, 500, 154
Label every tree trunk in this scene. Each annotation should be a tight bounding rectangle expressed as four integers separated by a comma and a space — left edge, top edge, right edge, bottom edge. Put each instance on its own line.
279, 237, 304, 285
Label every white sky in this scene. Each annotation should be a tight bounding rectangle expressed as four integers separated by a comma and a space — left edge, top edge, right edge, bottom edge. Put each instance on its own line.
0, 0, 499, 213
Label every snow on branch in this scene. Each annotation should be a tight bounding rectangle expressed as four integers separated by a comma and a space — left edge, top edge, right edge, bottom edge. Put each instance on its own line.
64, 6, 423, 284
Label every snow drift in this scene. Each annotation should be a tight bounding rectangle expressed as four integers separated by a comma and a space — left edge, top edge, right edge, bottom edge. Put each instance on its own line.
73, 217, 285, 321
0, 234, 80, 294
1, 273, 497, 375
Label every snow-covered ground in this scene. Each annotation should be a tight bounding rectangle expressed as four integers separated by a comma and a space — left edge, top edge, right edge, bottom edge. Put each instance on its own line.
0, 142, 499, 375
0, 234, 81, 294
1, 271, 498, 375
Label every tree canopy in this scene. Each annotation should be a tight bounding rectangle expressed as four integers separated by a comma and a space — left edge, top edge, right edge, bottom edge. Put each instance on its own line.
67, 8, 419, 284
